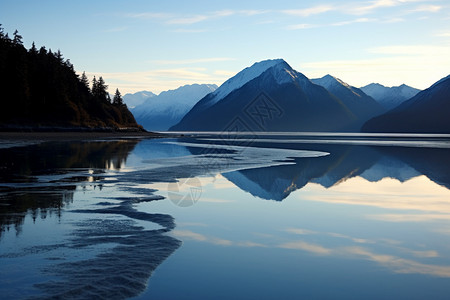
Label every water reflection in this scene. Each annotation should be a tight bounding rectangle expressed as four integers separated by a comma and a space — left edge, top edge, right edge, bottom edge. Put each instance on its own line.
0, 139, 184, 299
219, 144, 450, 201
2, 136, 450, 299
0, 140, 137, 237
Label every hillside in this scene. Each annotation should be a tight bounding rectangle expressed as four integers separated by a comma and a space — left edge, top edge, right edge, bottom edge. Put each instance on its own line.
0, 28, 141, 131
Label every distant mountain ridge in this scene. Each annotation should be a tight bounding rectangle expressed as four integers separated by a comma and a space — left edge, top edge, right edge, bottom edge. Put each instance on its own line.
132, 84, 217, 131
360, 83, 420, 110
171, 59, 361, 132
311, 75, 385, 127
362, 75, 450, 133
123, 91, 156, 108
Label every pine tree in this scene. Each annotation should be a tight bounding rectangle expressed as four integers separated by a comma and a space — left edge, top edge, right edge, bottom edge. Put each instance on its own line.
91, 76, 98, 96
97, 76, 108, 102
113, 88, 123, 106
29, 42, 38, 55
80, 72, 89, 90
13, 30, 23, 46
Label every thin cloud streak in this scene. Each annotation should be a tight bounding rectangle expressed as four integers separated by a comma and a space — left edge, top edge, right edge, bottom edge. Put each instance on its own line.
332, 17, 374, 26
166, 9, 268, 25
153, 57, 236, 65
281, 5, 335, 17
286, 23, 318, 30
409, 5, 442, 13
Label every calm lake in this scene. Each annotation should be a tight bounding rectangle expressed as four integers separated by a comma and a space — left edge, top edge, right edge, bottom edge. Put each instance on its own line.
1, 133, 450, 299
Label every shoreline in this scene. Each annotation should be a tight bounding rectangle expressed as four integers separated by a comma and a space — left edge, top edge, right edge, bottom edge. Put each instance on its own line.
0, 131, 166, 141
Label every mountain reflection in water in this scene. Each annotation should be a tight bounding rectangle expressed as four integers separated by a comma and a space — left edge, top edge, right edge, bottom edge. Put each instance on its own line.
1, 135, 450, 299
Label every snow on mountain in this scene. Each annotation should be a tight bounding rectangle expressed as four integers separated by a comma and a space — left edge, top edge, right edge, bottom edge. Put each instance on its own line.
132, 83, 217, 131
171, 58, 359, 132
122, 91, 156, 108
206, 59, 287, 107
362, 74, 450, 133
312, 75, 361, 96
360, 157, 420, 183
311, 74, 385, 127
360, 83, 420, 110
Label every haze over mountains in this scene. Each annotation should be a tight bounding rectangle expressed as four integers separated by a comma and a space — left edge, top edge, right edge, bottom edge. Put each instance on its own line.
360, 83, 420, 110
123, 91, 156, 109
311, 75, 385, 128
125, 58, 449, 134
131, 84, 217, 131
362, 75, 450, 133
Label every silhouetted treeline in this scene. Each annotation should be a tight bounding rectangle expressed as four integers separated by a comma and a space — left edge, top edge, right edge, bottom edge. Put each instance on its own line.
0, 26, 141, 129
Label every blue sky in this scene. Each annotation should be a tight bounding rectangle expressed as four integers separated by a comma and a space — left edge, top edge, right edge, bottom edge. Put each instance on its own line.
1, 0, 449, 94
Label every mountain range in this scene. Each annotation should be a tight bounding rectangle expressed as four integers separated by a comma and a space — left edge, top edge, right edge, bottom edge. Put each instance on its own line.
311, 75, 385, 128
122, 91, 156, 109
131, 84, 217, 131
171, 59, 366, 132
170, 59, 441, 132
125, 58, 448, 134
360, 83, 420, 110
362, 75, 450, 133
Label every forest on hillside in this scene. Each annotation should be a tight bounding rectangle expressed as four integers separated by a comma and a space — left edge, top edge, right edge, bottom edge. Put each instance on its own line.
0, 26, 141, 130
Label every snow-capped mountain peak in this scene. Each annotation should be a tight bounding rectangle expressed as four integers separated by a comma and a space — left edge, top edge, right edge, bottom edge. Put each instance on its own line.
209, 59, 287, 105
313, 74, 353, 92
312, 74, 366, 99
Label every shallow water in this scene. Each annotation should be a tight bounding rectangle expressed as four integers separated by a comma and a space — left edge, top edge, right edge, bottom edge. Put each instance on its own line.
1, 134, 450, 299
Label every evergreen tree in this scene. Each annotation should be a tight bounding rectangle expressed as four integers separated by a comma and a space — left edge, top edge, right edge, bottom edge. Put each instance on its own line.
113, 88, 123, 106
13, 30, 23, 46
29, 42, 38, 55
80, 72, 89, 90
56, 50, 63, 64
96, 76, 108, 102
91, 76, 98, 95
0, 28, 140, 130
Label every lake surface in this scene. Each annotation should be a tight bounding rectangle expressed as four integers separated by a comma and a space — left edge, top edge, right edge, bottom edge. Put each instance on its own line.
1, 133, 450, 299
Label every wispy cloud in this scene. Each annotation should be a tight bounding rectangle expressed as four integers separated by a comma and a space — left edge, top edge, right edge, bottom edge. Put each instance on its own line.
279, 241, 333, 255
367, 213, 450, 222
166, 9, 267, 25
382, 17, 405, 23
284, 228, 317, 235
125, 12, 174, 19
347, 0, 402, 15
167, 14, 211, 25
409, 4, 442, 13
82, 66, 230, 94
332, 17, 374, 26
436, 31, 450, 37
170, 28, 209, 33
344, 246, 450, 277
153, 57, 236, 65
286, 23, 318, 30
301, 44, 450, 89
281, 5, 335, 17
369, 45, 450, 55
343, 0, 436, 15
